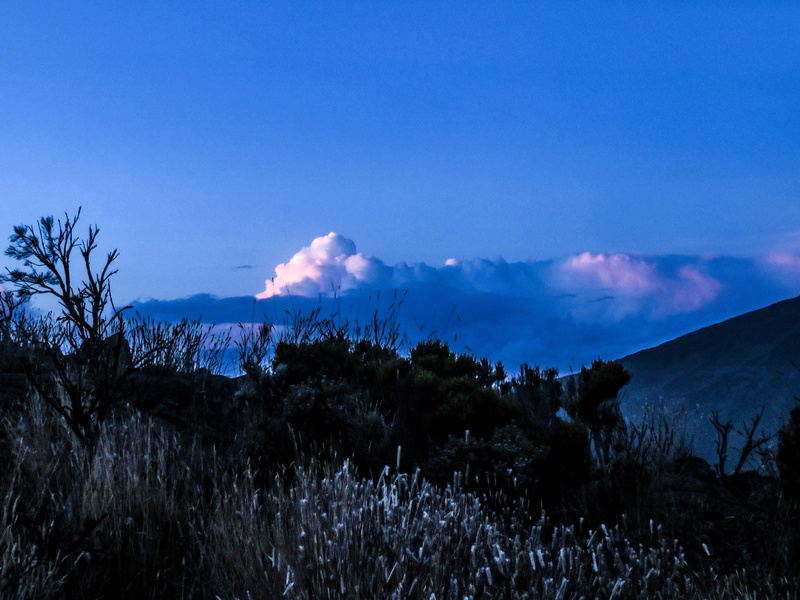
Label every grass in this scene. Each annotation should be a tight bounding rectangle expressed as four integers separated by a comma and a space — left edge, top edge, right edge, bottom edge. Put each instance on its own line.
2, 211, 798, 598
1, 392, 796, 599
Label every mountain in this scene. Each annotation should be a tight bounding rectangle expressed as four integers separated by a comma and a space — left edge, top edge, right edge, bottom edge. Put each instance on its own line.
617, 295, 800, 463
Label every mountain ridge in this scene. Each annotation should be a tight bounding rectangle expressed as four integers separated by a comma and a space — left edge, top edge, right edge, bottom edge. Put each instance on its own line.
618, 295, 800, 462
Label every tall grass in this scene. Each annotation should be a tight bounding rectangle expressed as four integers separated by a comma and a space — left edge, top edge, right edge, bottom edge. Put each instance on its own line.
250, 459, 696, 600
1, 392, 792, 599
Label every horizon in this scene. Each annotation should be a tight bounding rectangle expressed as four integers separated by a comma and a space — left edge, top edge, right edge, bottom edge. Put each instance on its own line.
2, 3, 799, 371
6, 224, 800, 372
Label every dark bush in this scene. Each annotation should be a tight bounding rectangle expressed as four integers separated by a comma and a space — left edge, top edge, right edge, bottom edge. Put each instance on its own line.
404, 340, 517, 448
546, 419, 593, 490
424, 423, 548, 496
505, 364, 563, 438
778, 400, 800, 507
777, 398, 800, 577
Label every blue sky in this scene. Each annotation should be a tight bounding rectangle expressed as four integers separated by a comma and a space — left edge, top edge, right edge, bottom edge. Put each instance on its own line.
2, 3, 800, 371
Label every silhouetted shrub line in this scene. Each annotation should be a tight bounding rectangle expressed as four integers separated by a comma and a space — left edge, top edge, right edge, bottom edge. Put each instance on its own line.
0, 210, 797, 598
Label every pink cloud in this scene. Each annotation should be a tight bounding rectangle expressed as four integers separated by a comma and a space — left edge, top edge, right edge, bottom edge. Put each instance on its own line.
761, 251, 800, 287
553, 253, 724, 320
565, 252, 661, 294
257, 233, 387, 298
764, 251, 800, 270
669, 266, 725, 312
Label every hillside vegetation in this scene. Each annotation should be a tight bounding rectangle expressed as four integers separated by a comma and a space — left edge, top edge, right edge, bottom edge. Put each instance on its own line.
1, 211, 799, 599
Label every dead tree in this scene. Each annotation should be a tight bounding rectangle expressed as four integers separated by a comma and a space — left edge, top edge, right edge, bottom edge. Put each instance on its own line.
1, 209, 134, 446
711, 407, 774, 479
711, 410, 735, 479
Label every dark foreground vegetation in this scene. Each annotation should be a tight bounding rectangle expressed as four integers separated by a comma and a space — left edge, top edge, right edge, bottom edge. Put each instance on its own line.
1, 210, 799, 599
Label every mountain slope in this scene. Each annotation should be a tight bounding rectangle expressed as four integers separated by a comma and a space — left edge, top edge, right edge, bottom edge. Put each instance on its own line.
618, 295, 800, 462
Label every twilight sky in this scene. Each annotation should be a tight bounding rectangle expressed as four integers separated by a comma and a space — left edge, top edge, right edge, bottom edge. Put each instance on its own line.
2, 3, 800, 371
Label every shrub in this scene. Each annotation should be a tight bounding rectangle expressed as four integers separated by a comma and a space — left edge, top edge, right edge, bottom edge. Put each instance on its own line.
505, 363, 562, 438
778, 399, 800, 507
777, 398, 800, 578
404, 339, 518, 451
424, 423, 548, 496
565, 359, 631, 471
546, 419, 593, 490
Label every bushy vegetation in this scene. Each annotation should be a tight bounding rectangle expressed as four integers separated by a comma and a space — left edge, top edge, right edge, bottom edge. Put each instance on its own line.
1, 210, 798, 598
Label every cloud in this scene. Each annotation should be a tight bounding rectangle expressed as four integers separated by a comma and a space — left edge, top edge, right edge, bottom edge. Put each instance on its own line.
765, 252, 800, 268
132, 237, 800, 374
550, 253, 724, 321
761, 252, 800, 288
562, 252, 662, 294
764, 251, 800, 275
256, 233, 390, 298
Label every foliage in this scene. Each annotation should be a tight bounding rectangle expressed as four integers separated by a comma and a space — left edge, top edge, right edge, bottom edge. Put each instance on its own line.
424, 423, 548, 495
2, 212, 799, 597
2, 208, 125, 343
235, 321, 274, 376
1, 394, 793, 599
0, 209, 135, 445
776, 397, 800, 580
127, 314, 233, 376
0, 291, 31, 409
546, 419, 594, 489
620, 405, 694, 469
565, 358, 631, 470
0, 211, 233, 447
504, 363, 562, 438
0, 289, 26, 347
778, 399, 800, 505
405, 339, 517, 447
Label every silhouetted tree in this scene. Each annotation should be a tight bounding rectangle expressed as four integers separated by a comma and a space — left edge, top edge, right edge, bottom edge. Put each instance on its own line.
507, 363, 562, 437
2, 209, 134, 446
3, 209, 125, 343
711, 408, 773, 479
778, 398, 800, 506
566, 358, 631, 471
0, 288, 26, 358
406, 339, 517, 446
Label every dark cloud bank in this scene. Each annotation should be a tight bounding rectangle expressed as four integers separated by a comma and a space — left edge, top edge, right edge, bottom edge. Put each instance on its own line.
133, 234, 800, 374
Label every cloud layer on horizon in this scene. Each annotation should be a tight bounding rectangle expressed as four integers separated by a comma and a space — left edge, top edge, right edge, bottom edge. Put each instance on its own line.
135, 233, 800, 373
258, 233, 758, 322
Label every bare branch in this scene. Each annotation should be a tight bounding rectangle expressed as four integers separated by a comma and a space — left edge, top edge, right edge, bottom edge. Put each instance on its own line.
236, 320, 274, 376
732, 407, 775, 475
711, 410, 734, 478
1, 208, 134, 447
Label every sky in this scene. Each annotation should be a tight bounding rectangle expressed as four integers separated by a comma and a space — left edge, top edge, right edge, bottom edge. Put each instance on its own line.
2, 3, 800, 372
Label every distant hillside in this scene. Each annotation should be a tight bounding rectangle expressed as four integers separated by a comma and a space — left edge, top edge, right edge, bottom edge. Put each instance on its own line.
618, 295, 800, 462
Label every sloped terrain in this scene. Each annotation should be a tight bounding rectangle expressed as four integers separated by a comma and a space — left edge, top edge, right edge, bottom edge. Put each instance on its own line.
619, 295, 800, 460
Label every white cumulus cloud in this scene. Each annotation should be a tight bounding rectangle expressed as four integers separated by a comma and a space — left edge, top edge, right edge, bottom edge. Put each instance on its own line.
257, 233, 389, 298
